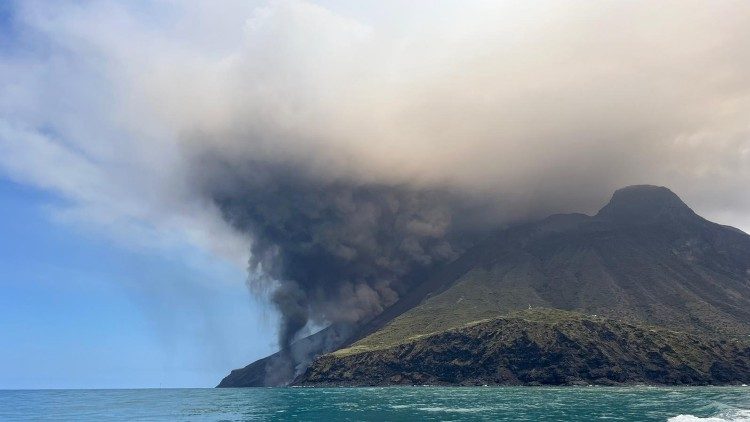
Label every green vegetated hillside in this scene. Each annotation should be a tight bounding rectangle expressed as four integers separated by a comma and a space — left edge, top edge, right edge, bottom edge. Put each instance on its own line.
334, 185, 750, 359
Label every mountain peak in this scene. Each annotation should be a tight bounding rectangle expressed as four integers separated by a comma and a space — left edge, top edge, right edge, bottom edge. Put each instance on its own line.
595, 185, 696, 223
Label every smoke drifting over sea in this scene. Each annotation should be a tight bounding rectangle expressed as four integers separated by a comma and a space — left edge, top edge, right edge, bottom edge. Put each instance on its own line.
2, 1, 750, 354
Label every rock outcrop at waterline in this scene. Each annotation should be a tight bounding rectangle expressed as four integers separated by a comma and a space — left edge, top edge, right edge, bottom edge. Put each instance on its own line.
297, 309, 750, 386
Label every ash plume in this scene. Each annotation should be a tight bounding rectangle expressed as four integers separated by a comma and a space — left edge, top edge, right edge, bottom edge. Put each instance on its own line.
204, 160, 479, 351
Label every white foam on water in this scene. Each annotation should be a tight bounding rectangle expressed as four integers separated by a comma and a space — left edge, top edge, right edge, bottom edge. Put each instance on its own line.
668, 409, 750, 422
417, 406, 490, 413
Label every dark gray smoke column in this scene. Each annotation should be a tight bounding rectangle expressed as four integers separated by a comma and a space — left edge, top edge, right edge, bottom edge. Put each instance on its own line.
206, 160, 477, 354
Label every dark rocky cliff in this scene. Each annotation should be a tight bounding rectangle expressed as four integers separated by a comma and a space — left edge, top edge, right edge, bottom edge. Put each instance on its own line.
298, 309, 750, 386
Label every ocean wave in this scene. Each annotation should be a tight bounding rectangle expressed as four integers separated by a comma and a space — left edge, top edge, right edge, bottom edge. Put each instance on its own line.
417, 406, 491, 413
668, 409, 750, 422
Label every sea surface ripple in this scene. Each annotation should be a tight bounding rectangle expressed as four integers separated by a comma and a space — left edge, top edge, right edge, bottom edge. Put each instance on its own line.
0, 386, 748, 421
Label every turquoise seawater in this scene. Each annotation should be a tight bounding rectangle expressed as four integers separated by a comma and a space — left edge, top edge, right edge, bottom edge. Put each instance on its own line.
0, 387, 748, 421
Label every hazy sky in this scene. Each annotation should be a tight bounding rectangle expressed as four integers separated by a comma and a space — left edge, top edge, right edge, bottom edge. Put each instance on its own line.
1, 0, 749, 388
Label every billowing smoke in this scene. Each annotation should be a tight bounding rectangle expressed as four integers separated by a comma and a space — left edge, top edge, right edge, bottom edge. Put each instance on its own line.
197, 158, 481, 350
2, 0, 750, 379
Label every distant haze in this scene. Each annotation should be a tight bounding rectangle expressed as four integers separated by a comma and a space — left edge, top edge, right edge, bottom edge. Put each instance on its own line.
1, 1, 749, 348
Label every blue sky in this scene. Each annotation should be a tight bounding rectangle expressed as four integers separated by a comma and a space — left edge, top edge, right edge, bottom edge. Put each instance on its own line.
0, 178, 273, 389
0, 1, 277, 388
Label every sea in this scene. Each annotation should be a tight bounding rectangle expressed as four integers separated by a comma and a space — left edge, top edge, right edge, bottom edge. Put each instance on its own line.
0, 386, 748, 421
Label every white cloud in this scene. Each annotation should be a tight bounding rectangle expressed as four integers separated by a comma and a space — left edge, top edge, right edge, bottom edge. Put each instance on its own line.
1, 0, 749, 271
